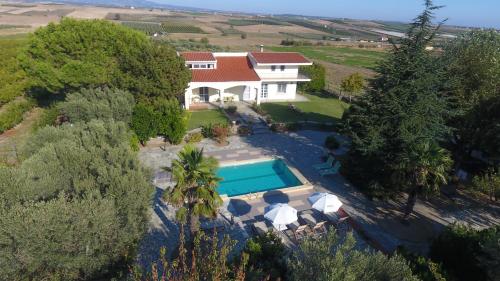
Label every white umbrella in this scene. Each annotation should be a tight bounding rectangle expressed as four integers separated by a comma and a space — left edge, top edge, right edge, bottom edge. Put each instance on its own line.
308, 193, 342, 213
264, 203, 298, 231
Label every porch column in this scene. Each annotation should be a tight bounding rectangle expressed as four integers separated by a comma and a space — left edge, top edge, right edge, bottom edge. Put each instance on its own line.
184, 88, 191, 110
256, 86, 261, 105
219, 89, 224, 106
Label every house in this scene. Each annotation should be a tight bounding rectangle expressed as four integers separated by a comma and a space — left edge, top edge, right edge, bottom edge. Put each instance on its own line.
179, 51, 312, 110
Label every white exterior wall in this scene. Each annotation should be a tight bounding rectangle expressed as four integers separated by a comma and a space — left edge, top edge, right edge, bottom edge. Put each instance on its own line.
261, 82, 297, 101
253, 65, 299, 79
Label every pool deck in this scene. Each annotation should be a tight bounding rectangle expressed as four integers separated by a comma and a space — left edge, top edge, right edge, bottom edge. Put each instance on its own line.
138, 130, 500, 267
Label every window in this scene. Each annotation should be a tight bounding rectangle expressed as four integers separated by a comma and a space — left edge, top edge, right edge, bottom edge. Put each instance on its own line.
193, 64, 200, 69
200, 64, 207, 69
278, 83, 287, 93
280, 65, 286, 71
187, 64, 193, 68
271, 65, 276, 72
261, 84, 268, 98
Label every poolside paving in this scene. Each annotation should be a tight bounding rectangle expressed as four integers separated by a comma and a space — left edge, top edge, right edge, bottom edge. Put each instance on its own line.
137, 129, 500, 266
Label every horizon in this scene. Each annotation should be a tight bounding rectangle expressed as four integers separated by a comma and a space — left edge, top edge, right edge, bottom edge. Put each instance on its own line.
154, 0, 500, 29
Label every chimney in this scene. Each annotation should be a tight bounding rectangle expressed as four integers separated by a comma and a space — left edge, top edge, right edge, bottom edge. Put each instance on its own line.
260, 45, 264, 52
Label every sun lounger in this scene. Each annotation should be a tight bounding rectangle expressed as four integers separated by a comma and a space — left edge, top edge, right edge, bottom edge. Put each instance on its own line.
313, 155, 335, 170
252, 221, 269, 236
319, 162, 341, 176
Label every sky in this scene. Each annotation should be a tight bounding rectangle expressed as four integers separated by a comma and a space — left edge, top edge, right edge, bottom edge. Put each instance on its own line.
155, 0, 500, 28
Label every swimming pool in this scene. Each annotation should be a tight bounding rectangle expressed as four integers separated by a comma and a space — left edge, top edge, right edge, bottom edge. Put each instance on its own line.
216, 159, 302, 197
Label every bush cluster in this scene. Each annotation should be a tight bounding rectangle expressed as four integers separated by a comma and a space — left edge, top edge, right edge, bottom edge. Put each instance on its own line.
186, 132, 204, 143
0, 121, 154, 280
131, 99, 189, 145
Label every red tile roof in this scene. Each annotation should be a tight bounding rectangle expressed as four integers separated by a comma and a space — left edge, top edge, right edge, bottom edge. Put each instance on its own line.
250, 52, 311, 64
180, 52, 216, 62
191, 56, 260, 82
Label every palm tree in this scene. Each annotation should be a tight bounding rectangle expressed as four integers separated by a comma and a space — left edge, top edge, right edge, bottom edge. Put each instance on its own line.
164, 145, 223, 238
393, 141, 452, 220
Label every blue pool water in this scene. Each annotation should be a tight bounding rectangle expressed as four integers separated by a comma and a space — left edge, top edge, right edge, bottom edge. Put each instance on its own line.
216, 159, 301, 197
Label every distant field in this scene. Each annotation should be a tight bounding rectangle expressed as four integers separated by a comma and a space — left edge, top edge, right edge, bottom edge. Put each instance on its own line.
269, 45, 386, 69
106, 13, 187, 22
162, 22, 205, 33
280, 32, 333, 40
0, 24, 31, 29
216, 27, 244, 36
283, 19, 334, 34
121, 21, 165, 35
221, 18, 289, 26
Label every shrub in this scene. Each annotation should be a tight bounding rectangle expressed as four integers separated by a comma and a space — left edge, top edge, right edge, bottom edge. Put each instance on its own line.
270, 123, 287, 133
32, 105, 61, 131
237, 125, 251, 136
243, 232, 287, 280
131, 103, 158, 144
225, 105, 237, 114
130, 133, 140, 151
299, 63, 326, 93
0, 98, 34, 133
60, 88, 135, 123
286, 122, 300, 131
430, 224, 500, 281
325, 135, 341, 150
201, 123, 215, 138
154, 99, 189, 145
471, 169, 500, 201
186, 132, 203, 143
251, 102, 266, 115
200, 37, 209, 44
241, 33, 247, 39
212, 123, 229, 144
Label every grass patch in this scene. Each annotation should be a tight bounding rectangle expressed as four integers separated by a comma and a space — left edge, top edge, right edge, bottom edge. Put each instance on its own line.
188, 110, 228, 130
261, 93, 349, 124
268, 45, 386, 69
0, 98, 35, 133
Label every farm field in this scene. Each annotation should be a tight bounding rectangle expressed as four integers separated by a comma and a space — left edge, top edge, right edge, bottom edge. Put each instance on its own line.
269, 45, 386, 69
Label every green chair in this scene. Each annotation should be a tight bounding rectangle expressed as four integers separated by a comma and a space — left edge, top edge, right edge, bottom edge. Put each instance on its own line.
313, 155, 335, 170
319, 162, 341, 176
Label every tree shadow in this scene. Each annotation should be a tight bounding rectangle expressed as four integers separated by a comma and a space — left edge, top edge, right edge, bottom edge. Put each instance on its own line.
227, 198, 252, 216
263, 190, 290, 204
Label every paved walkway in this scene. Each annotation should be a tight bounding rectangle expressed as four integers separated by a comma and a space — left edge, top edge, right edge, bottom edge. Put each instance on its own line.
137, 129, 500, 266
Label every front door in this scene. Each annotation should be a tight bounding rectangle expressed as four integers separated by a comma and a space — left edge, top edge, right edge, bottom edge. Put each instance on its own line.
243, 86, 251, 100
199, 87, 209, 102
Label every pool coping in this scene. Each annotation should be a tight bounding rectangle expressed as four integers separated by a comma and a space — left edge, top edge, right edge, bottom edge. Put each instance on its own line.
218, 156, 314, 201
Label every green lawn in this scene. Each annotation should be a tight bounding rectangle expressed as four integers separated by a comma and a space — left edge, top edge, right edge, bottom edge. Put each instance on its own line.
261, 93, 349, 124
268, 45, 386, 69
188, 110, 228, 130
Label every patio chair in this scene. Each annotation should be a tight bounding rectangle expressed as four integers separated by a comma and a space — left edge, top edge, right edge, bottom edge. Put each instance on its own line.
287, 221, 310, 242
312, 221, 327, 235
313, 155, 335, 170
319, 162, 341, 177
252, 221, 269, 236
